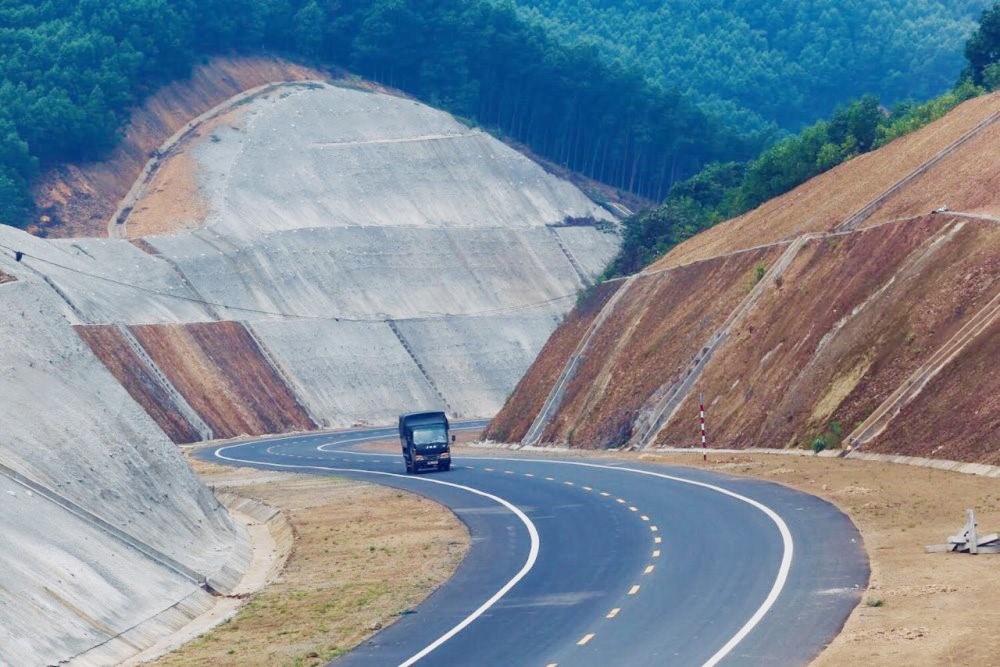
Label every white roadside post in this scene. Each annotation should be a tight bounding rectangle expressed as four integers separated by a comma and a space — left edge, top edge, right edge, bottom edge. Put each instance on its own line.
700, 392, 707, 463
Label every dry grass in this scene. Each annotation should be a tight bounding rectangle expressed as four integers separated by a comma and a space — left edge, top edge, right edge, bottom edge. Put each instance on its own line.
155, 442, 998, 665
152, 458, 468, 667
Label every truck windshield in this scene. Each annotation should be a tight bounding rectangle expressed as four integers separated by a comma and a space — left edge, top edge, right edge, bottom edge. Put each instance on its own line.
411, 425, 447, 445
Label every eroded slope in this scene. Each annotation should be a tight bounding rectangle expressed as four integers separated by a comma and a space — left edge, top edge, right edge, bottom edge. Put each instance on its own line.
497, 95, 999, 462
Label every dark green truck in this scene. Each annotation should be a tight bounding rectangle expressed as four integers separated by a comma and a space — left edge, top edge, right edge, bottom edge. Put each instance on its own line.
398, 411, 452, 473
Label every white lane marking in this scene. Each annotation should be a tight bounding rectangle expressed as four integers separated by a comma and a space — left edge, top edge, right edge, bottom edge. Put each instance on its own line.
641, 515, 650, 521
545, 476, 555, 481
654, 536, 662, 544
629, 506, 638, 512
258, 429, 795, 665
577, 633, 595, 646
606, 608, 620, 619
582, 486, 593, 491
212, 444, 540, 667
650, 525, 658, 532
524, 473, 534, 477
600, 492, 610, 497
653, 550, 661, 558
644, 565, 655, 575
616, 498, 626, 504
474, 456, 796, 667
564, 481, 574, 486
628, 585, 640, 595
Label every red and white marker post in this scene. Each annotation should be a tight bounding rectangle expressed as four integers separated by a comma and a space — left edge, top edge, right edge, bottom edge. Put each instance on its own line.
699, 393, 707, 462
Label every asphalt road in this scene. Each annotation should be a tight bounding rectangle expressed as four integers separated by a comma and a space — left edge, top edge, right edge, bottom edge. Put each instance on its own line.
204, 423, 868, 666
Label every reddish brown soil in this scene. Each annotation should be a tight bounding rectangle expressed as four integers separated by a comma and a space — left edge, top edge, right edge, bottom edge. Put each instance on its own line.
651, 93, 1000, 269
655, 217, 999, 452
869, 317, 1000, 464
0, 271, 15, 284
863, 118, 1000, 225
30, 56, 328, 238
74, 325, 202, 443
130, 321, 315, 440
544, 245, 782, 448
483, 280, 622, 442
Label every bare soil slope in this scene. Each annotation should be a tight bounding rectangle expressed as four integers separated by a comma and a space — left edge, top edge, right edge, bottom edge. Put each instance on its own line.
130, 322, 316, 439
653, 93, 1000, 269
496, 95, 1000, 463
31, 56, 328, 238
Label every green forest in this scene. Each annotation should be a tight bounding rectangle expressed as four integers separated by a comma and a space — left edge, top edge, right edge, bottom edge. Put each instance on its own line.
1, 0, 999, 238
0, 0, 750, 228
516, 0, 992, 135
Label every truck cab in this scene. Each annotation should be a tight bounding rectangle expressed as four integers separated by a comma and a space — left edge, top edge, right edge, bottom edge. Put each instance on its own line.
399, 411, 451, 473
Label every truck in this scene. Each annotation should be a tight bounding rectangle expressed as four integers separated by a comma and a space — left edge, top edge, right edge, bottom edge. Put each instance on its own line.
398, 411, 452, 473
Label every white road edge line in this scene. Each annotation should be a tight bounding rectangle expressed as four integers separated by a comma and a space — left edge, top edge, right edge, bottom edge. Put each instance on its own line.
257, 430, 793, 666
474, 456, 795, 667
212, 443, 541, 667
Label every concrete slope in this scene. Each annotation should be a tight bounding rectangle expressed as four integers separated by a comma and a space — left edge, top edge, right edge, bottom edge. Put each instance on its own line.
7, 80, 618, 437
0, 266, 248, 664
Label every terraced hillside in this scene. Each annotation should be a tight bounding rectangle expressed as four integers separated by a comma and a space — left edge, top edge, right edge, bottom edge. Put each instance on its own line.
0, 56, 620, 663
487, 93, 1000, 464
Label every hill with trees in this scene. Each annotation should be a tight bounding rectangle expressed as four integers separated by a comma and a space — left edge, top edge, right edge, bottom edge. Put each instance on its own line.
515, 0, 993, 135
0, 0, 750, 230
605, 3, 1000, 277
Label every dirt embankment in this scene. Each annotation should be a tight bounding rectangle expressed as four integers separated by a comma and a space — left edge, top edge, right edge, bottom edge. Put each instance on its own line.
75, 325, 202, 443
129, 322, 315, 439
543, 245, 781, 448
497, 94, 999, 463
653, 93, 1000, 269
484, 279, 623, 442
656, 216, 999, 457
31, 56, 328, 238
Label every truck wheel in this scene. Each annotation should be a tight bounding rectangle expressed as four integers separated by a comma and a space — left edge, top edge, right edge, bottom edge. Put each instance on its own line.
405, 459, 414, 474
438, 461, 451, 472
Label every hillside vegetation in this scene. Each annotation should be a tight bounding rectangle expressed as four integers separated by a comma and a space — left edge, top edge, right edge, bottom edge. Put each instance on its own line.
517, 0, 991, 135
487, 93, 1000, 464
0, 0, 748, 229
606, 4, 1000, 277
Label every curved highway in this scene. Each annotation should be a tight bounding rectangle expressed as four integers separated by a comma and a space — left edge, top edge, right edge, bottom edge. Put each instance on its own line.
202, 423, 867, 666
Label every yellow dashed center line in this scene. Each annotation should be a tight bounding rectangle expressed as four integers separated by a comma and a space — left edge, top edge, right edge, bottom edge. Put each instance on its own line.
652, 549, 661, 558
577, 633, 595, 646
628, 584, 640, 595
606, 608, 621, 619
644, 565, 655, 575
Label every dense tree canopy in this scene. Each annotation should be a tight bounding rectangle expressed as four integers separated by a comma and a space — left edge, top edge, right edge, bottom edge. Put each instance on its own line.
515, 0, 992, 135
0, 0, 749, 228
